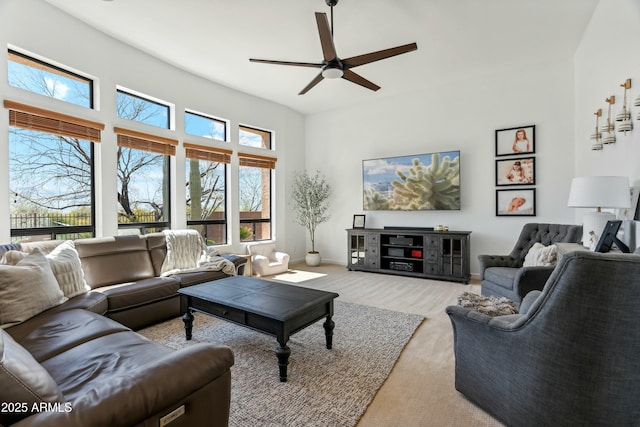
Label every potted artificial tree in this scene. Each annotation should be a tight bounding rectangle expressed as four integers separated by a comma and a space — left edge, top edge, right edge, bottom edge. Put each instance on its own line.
291, 170, 332, 266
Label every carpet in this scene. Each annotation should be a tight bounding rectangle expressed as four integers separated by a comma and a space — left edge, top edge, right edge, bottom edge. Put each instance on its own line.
139, 300, 424, 427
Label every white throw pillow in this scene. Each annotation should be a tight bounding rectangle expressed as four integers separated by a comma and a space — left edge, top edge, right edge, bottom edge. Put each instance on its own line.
46, 241, 90, 298
523, 242, 558, 267
3, 242, 90, 298
0, 249, 67, 328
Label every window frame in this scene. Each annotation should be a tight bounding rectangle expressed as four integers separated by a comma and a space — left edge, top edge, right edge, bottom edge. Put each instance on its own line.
8, 48, 95, 109
5, 101, 101, 242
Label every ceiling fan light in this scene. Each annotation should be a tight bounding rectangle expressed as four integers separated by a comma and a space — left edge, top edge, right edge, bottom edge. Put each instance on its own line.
322, 67, 343, 79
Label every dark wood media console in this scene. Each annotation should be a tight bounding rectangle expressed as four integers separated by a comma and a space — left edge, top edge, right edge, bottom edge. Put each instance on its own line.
346, 228, 471, 284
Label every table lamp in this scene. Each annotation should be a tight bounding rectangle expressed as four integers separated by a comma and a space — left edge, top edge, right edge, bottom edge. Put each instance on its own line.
567, 176, 630, 246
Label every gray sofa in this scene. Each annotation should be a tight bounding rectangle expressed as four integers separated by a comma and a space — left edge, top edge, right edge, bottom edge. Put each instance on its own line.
446, 250, 640, 426
478, 223, 582, 305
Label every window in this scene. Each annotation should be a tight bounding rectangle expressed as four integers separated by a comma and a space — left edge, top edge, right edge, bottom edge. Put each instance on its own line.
115, 127, 176, 234
238, 153, 276, 241
116, 88, 170, 129
7, 49, 93, 109
239, 125, 272, 150
115, 89, 173, 234
185, 143, 230, 245
185, 110, 227, 141
5, 101, 102, 242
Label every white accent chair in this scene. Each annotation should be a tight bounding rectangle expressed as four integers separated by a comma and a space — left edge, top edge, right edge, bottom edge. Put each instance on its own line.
247, 242, 290, 277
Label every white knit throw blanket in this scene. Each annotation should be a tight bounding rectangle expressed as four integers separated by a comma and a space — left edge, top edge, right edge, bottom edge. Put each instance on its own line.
160, 230, 236, 276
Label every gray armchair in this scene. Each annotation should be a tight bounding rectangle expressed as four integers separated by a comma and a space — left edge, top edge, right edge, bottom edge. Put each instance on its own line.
478, 223, 582, 305
447, 251, 640, 426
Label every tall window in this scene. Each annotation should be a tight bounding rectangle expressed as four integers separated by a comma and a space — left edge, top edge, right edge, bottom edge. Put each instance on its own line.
239, 125, 272, 150
114, 128, 175, 234
8, 49, 93, 109
185, 143, 230, 245
238, 153, 276, 241
115, 89, 173, 234
5, 101, 102, 242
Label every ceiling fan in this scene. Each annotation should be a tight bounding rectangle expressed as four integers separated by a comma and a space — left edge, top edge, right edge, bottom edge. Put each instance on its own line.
249, 0, 418, 95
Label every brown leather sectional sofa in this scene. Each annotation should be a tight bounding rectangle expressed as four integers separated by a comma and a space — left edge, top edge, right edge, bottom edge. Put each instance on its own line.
1, 233, 247, 427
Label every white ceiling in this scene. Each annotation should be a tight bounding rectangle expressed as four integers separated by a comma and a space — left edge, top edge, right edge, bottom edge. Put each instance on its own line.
45, 0, 598, 115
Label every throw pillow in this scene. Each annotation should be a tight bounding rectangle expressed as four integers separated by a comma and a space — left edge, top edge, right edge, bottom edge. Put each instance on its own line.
46, 241, 91, 298
523, 242, 558, 267
0, 249, 67, 328
0, 329, 63, 425
3, 242, 90, 298
457, 292, 519, 316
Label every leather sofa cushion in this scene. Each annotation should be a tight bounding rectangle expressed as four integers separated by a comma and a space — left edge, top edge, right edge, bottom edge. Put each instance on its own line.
145, 232, 168, 276
174, 270, 229, 287
75, 236, 155, 288
93, 277, 180, 312
484, 267, 517, 290
12, 309, 130, 362
0, 329, 63, 425
41, 330, 174, 402
6, 293, 108, 343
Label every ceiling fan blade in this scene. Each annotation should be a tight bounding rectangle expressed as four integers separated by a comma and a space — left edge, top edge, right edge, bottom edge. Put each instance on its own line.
315, 12, 338, 61
298, 72, 325, 95
249, 58, 324, 68
342, 69, 380, 92
342, 42, 418, 68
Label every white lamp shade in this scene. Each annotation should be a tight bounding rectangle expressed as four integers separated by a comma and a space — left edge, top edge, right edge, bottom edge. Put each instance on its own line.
567, 176, 630, 209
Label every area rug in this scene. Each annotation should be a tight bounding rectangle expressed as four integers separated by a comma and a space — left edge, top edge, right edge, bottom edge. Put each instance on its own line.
139, 300, 424, 427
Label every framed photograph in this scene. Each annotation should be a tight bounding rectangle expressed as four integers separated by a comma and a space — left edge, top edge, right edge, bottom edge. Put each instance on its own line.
353, 214, 366, 229
495, 157, 535, 186
618, 186, 640, 220
495, 125, 535, 157
496, 189, 536, 216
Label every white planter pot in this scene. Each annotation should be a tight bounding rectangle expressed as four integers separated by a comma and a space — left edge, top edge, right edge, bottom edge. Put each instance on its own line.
305, 252, 321, 267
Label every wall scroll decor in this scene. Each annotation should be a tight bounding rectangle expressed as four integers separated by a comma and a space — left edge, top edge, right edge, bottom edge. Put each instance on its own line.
591, 108, 603, 151
616, 78, 632, 134
495, 125, 535, 156
602, 96, 616, 144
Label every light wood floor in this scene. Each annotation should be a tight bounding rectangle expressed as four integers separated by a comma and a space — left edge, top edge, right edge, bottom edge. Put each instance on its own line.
267, 263, 504, 427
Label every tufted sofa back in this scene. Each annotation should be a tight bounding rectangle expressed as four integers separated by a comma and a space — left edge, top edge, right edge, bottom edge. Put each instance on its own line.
509, 223, 583, 264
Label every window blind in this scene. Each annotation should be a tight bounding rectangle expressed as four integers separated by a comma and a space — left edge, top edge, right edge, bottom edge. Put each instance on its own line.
184, 142, 232, 164
4, 100, 104, 143
114, 126, 177, 156
238, 152, 277, 169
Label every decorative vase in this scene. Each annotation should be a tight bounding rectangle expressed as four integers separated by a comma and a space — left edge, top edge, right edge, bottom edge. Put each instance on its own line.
305, 252, 321, 267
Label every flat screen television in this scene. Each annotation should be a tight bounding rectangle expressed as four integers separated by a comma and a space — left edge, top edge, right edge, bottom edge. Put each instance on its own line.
594, 220, 630, 253
363, 150, 460, 211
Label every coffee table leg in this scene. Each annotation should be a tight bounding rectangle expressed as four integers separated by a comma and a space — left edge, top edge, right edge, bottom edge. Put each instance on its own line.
182, 309, 194, 340
275, 341, 291, 382
323, 315, 335, 349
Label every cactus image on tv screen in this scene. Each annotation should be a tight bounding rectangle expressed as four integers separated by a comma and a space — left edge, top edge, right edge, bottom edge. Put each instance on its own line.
363, 150, 460, 211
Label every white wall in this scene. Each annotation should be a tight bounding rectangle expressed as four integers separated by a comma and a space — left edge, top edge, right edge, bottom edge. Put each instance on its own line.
4, 0, 638, 277
306, 58, 577, 274
574, 0, 640, 187
0, 0, 306, 255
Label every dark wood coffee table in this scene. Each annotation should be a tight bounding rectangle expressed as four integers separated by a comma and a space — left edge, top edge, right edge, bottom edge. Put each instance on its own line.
178, 275, 339, 382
